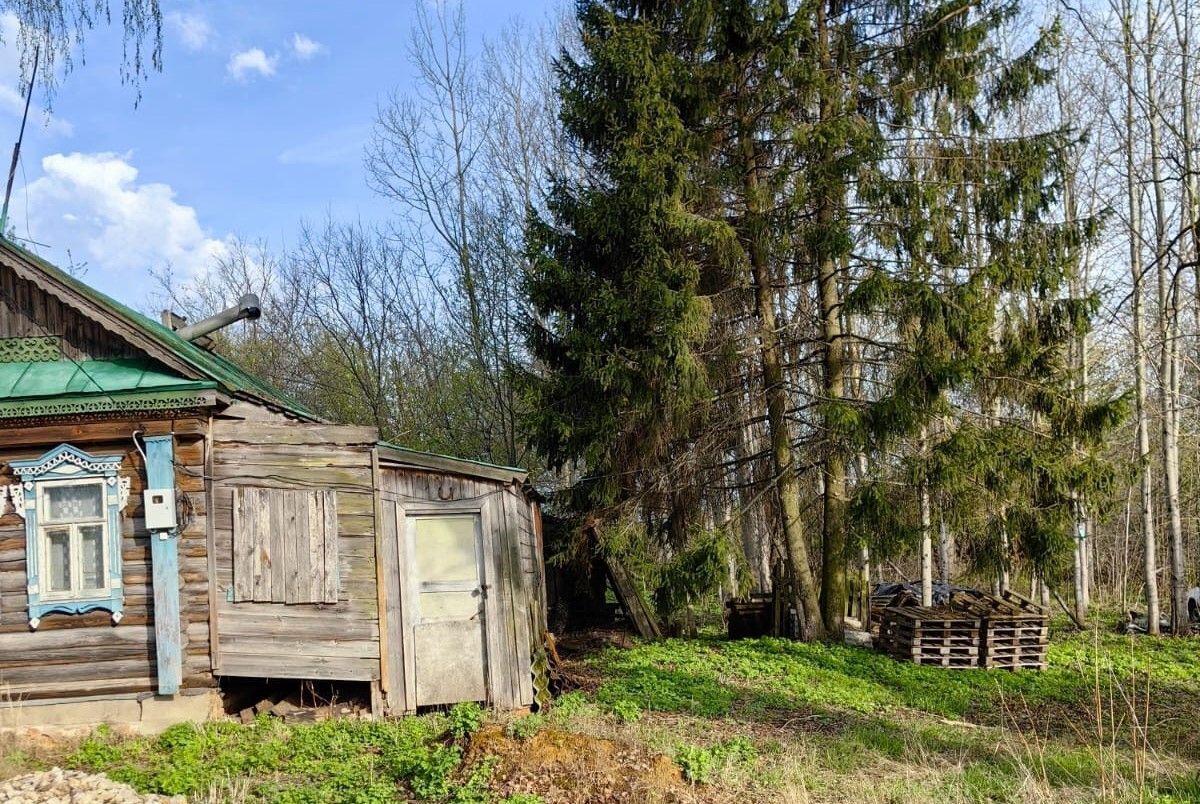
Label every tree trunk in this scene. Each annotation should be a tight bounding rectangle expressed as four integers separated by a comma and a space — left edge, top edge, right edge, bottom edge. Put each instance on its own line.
1143, 0, 1180, 633
919, 424, 933, 607
736, 415, 771, 593
815, 0, 847, 637
938, 516, 952, 585
1124, 0, 1160, 633
740, 121, 824, 641
1073, 521, 1087, 625
1160, 0, 1194, 635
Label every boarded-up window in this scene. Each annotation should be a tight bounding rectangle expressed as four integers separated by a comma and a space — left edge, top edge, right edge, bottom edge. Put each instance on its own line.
232, 487, 338, 604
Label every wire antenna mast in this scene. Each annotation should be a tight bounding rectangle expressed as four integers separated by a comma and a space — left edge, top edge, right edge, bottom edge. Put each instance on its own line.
0, 44, 39, 236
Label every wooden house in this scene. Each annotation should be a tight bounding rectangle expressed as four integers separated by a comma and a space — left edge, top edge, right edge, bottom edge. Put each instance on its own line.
0, 241, 548, 729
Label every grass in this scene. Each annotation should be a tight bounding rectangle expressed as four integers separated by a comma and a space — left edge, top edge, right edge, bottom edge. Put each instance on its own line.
590, 630, 1200, 725
576, 627, 1200, 801
2, 628, 1199, 802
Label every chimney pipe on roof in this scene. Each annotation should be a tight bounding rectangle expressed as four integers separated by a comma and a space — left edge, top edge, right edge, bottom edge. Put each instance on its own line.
174, 294, 261, 342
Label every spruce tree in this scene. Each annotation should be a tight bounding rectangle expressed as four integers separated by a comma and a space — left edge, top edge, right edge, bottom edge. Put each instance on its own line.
846, 18, 1126, 596
527, 0, 1122, 638
522, 1, 725, 558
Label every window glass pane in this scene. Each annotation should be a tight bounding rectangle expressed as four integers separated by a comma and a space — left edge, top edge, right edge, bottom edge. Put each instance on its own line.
45, 483, 104, 521
413, 516, 478, 583
420, 591, 480, 620
46, 529, 71, 592
80, 525, 104, 590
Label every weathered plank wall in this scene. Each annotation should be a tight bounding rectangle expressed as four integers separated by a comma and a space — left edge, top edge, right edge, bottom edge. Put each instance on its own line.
211, 420, 381, 682
378, 467, 544, 711
0, 266, 137, 360
0, 419, 214, 700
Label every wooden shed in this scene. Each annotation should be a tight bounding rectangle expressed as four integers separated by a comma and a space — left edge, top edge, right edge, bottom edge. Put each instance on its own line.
0, 240, 548, 726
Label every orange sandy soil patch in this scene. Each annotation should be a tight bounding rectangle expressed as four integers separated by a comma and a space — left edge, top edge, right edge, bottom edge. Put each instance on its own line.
465, 724, 694, 803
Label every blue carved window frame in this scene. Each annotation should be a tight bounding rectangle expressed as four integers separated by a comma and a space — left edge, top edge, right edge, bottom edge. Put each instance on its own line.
8, 444, 129, 629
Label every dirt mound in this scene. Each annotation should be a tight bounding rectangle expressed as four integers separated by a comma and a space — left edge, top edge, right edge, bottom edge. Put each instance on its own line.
468, 725, 690, 803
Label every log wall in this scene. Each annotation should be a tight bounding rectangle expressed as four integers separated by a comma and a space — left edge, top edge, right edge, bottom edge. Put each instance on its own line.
0, 418, 214, 700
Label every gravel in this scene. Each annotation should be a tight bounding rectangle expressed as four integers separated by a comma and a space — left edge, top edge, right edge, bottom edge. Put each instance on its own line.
0, 768, 186, 803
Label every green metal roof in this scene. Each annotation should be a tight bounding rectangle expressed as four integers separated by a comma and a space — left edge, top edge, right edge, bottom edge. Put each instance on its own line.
0, 239, 318, 419
0, 358, 219, 419
0, 358, 217, 398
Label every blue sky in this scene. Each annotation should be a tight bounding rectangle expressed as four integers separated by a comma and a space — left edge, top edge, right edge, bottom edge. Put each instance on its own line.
1, 0, 558, 301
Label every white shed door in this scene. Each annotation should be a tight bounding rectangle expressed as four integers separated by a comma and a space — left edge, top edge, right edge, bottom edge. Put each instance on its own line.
407, 514, 488, 705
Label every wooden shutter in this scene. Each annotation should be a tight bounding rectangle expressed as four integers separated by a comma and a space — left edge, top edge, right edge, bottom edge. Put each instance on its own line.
233, 487, 339, 604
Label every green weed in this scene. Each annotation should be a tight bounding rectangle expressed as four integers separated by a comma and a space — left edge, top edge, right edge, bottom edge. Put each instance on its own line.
67, 714, 468, 802
505, 713, 544, 741
673, 736, 758, 784
447, 701, 486, 739
608, 699, 642, 722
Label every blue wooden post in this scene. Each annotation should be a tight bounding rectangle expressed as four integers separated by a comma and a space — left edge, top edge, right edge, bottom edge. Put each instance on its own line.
145, 435, 182, 696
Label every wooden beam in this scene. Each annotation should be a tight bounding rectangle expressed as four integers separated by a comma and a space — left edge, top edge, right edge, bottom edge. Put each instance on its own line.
145, 435, 184, 695
213, 420, 378, 446
606, 556, 662, 640
204, 415, 221, 674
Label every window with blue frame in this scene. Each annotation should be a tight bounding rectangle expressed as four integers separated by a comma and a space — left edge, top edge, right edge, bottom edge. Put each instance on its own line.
7, 444, 129, 629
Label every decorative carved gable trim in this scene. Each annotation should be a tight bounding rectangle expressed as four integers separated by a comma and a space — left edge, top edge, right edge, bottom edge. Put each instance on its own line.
10, 443, 123, 480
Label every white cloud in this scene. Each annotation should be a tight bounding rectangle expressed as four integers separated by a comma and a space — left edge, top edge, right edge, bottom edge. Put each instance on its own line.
226, 48, 278, 81
166, 11, 213, 51
291, 33, 323, 60
17, 151, 231, 281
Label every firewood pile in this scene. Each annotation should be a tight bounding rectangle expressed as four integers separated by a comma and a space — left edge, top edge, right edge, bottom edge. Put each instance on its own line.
876, 588, 1049, 671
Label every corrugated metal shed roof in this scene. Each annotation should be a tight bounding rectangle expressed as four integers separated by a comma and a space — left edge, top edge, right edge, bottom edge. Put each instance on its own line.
377, 441, 528, 483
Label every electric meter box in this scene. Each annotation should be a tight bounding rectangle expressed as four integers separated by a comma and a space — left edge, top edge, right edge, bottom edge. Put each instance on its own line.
143, 488, 177, 530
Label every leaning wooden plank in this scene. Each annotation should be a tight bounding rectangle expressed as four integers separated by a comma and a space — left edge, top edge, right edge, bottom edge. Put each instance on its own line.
504, 489, 535, 706
606, 557, 661, 640
478, 494, 515, 708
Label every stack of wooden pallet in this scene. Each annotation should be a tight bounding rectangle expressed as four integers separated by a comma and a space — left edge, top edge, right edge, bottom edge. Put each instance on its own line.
877, 589, 1048, 671
959, 590, 1050, 670
877, 605, 982, 667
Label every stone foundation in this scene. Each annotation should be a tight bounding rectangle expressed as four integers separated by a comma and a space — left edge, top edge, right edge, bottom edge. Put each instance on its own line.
0, 689, 220, 736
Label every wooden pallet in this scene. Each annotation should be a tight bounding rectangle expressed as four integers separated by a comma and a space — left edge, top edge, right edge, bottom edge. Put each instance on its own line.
876, 590, 1049, 671
869, 590, 919, 634
877, 605, 985, 667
